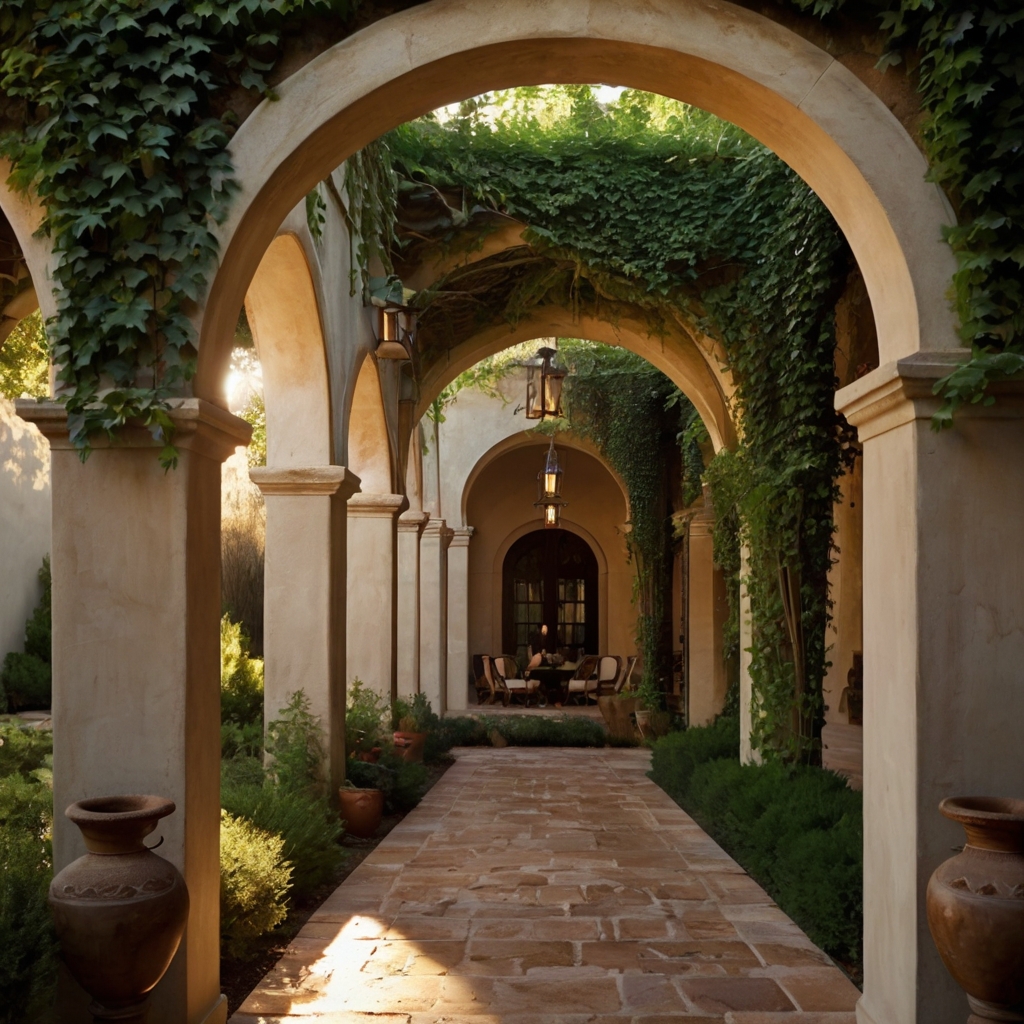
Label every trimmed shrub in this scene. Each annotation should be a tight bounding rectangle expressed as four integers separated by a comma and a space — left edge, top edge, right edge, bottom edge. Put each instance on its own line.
219, 810, 292, 959
648, 720, 862, 968
0, 723, 53, 779
346, 678, 389, 756
431, 714, 607, 752
220, 781, 345, 898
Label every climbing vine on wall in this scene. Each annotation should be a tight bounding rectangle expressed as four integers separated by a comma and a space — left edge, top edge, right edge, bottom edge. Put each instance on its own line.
387, 89, 853, 758
0, 0, 355, 464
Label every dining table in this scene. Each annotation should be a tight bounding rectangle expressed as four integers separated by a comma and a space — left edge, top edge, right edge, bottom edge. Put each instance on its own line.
524, 662, 579, 706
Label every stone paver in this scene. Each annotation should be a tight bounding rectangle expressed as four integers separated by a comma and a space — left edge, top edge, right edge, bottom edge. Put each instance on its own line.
231, 748, 859, 1023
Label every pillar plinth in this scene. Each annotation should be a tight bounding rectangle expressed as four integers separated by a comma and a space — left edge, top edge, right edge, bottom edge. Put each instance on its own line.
419, 519, 453, 713
346, 493, 407, 703
446, 526, 474, 712
250, 465, 360, 799
397, 510, 429, 698
837, 352, 1024, 1024
17, 398, 250, 1024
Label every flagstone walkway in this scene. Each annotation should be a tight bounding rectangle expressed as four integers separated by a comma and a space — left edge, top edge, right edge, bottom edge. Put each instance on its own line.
231, 747, 860, 1023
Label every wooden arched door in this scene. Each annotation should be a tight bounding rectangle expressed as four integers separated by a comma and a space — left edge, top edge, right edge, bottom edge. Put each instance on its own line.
502, 529, 598, 665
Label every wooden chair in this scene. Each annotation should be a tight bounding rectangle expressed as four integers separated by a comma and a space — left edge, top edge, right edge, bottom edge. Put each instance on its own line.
480, 655, 510, 706
495, 654, 542, 706
595, 655, 622, 696
614, 655, 638, 694
564, 655, 599, 705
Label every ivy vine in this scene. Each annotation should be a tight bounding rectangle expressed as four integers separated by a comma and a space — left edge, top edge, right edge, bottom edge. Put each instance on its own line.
386, 89, 854, 759
0, 0, 353, 464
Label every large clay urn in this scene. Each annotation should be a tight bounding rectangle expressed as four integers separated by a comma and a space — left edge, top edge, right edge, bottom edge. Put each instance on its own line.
49, 795, 189, 1022
926, 796, 1024, 1022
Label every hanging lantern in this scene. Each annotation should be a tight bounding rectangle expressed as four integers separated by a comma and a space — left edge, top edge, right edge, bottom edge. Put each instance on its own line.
534, 439, 568, 528
372, 300, 416, 360
524, 345, 566, 419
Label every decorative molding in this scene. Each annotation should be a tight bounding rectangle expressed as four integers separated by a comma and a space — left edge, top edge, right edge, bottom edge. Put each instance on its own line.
250, 465, 361, 498
836, 351, 1024, 442
347, 492, 408, 518
448, 526, 474, 549
422, 518, 454, 550
15, 398, 251, 462
398, 509, 430, 535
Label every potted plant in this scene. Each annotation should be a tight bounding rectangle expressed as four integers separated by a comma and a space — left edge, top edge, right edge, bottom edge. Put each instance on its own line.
633, 675, 662, 738
346, 678, 388, 762
337, 779, 383, 838
392, 694, 437, 764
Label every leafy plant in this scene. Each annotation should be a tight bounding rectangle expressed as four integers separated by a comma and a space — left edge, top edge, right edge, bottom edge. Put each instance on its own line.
0, 311, 49, 400
220, 614, 263, 758
391, 692, 439, 733
345, 751, 427, 814
346, 678, 389, 756
265, 690, 326, 796
219, 810, 292, 959
1, 558, 51, 712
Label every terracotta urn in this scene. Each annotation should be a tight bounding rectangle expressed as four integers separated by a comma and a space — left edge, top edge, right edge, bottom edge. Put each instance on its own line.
49, 795, 189, 1022
338, 786, 383, 838
393, 730, 426, 763
926, 796, 1024, 1022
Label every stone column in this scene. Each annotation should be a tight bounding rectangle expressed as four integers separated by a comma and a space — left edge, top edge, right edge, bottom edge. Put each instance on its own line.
345, 493, 407, 703
687, 506, 727, 726
251, 466, 360, 800
446, 526, 474, 712
838, 355, 1024, 1024
419, 518, 453, 714
396, 510, 429, 698
19, 399, 249, 1024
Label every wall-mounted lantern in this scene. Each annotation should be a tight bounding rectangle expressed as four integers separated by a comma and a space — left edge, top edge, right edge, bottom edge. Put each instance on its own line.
371, 297, 417, 360
534, 438, 568, 528
524, 345, 566, 419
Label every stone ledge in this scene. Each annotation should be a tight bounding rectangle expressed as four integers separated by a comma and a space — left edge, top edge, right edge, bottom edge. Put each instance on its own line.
14, 397, 251, 461
347, 492, 409, 517
250, 465, 360, 497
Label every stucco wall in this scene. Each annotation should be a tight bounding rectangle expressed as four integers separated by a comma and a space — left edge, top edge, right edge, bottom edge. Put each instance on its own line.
0, 396, 51, 662
465, 441, 635, 665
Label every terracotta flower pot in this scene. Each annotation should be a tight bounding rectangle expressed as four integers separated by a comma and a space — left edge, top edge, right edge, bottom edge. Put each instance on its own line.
338, 787, 383, 838
49, 795, 189, 1022
393, 730, 426, 763
926, 796, 1024, 1021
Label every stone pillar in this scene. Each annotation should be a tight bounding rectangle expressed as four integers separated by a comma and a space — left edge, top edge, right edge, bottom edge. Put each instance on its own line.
345, 493, 407, 703
838, 355, 1024, 1024
419, 518, 452, 714
251, 466, 360, 800
19, 400, 249, 1024
397, 510, 429, 698
687, 507, 727, 726
446, 526, 474, 712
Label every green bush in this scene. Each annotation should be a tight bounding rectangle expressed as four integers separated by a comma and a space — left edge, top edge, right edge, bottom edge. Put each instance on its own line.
346, 678, 389, 756
220, 615, 264, 759
647, 715, 739, 802
1, 559, 52, 712
0, 724, 57, 1022
392, 692, 439, 734
649, 720, 862, 968
345, 751, 427, 814
220, 780, 344, 898
219, 810, 292, 959
265, 691, 326, 795
431, 714, 607, 752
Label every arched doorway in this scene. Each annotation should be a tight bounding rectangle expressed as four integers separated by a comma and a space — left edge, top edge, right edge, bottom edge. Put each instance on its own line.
503, 528, 598, 664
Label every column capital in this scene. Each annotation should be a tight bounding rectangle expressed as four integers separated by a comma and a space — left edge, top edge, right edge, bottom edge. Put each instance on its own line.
423, 517, 454, 549
347, 492, 409, 518
398, 509, 431, 535
836, 350, 1024, 442
15, 397, 251, 462
250, 465, 361, 498
448, 526, 474, 549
